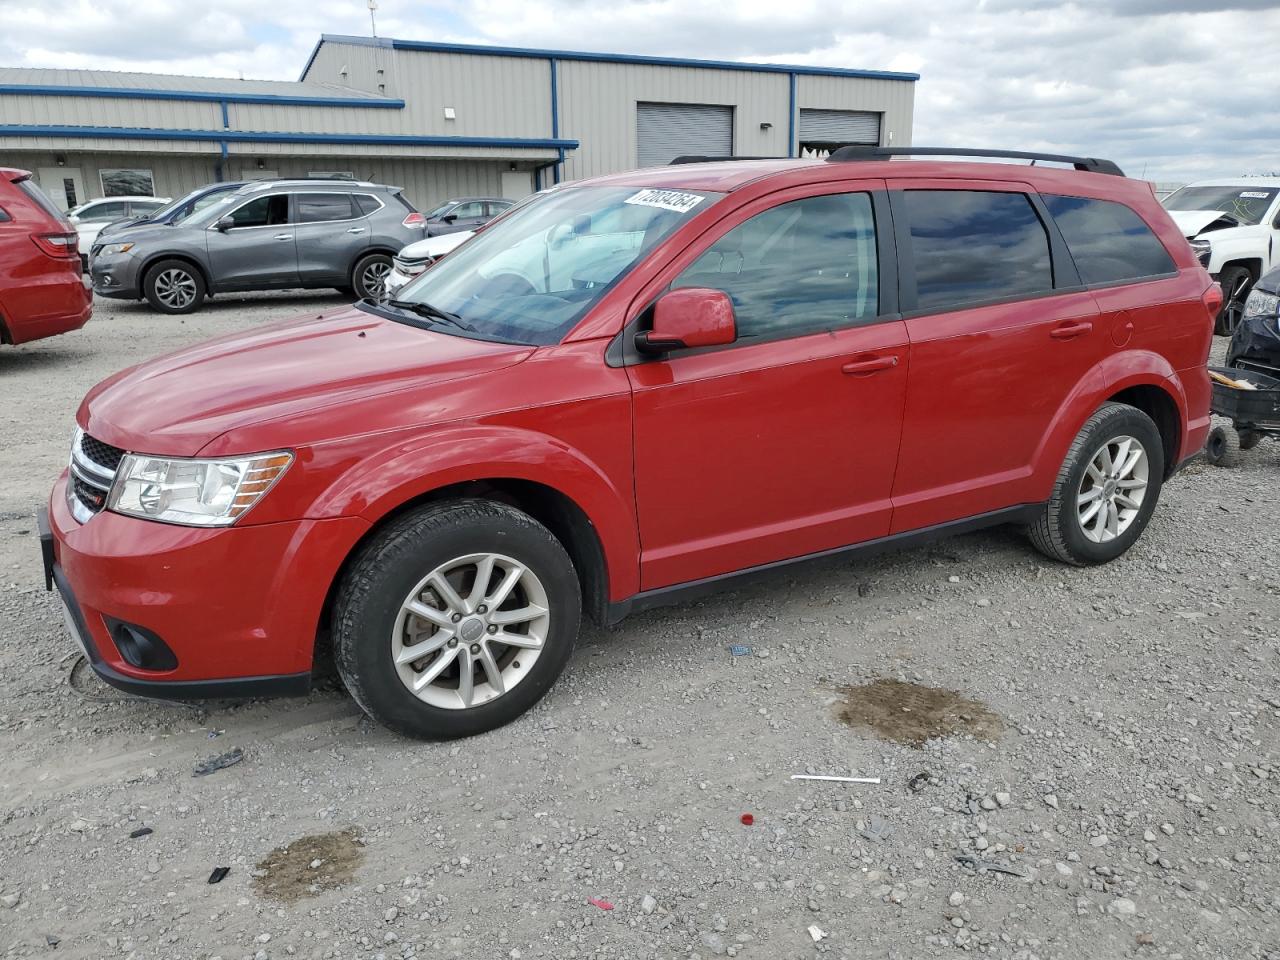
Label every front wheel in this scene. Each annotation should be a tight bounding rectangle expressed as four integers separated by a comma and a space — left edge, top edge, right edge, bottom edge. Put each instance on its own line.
143, 259, 206, 314
1028, 402, 1165, 565
333, 500, 581, 740
1216, 266, 1253, 337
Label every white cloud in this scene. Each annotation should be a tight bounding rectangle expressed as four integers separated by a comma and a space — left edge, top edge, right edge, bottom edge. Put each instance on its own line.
0, 0, 1275, 180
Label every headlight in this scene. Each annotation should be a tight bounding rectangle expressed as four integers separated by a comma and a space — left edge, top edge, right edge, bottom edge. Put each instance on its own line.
97, 242, 135, 257
107, 451, 292, 527
1243, 288, 1280, 321
1188, 238, 1211, 267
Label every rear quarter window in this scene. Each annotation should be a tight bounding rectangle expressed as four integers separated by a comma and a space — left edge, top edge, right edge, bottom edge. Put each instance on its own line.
1043, 195, 1176, 286
16, 178, 67, 222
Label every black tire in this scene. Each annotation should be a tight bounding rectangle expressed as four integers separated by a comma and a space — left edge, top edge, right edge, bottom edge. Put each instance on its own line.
1216, 265, 1253, 336
334, 285, 357, 299
1028, 402, 1165, 566
1205, 423, 1243, 467
142, 259, 206, 314
1237, 428, 1262, 451
333, 500, 581, 740
351, 252, 393, 301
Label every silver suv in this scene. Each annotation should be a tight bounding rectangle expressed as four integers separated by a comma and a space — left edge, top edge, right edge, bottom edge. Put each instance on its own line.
89, 180, 425, 313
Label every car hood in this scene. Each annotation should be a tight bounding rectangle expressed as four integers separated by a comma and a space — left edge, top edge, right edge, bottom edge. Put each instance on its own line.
97, 222, 186, 246
399, 231, 474, 259
79, 305, 533, 456
1167, 209, 1244, 237
1256, 264, 1280, 295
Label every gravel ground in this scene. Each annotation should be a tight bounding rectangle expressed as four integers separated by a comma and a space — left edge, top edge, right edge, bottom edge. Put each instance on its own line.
1, 293, 1278, 960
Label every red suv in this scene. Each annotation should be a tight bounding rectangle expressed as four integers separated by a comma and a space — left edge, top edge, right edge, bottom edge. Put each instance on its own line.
41, 148, 1220, 739
0, 169, 91, 346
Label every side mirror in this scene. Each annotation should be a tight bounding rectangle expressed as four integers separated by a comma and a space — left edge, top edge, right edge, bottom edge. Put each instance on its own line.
441, 213, 458, 224
636, 288, 737, 354
215, 216, 234, 232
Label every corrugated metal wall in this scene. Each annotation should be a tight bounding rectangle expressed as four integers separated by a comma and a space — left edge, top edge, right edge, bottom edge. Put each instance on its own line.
796, 75, 914, 147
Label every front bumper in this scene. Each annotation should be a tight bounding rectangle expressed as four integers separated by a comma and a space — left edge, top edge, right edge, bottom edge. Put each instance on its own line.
384, 265, 419, 299
1226, 309, 1280, 377
89, 255, 142, 300
42, 474, 369, 700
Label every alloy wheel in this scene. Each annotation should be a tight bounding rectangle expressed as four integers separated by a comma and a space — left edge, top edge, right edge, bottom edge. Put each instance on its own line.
154, 269, 197, 309
362, 260, 392, 299
1076, 435, 1149, 543
391, 553, 550, 710
1222, 273, 1251, 335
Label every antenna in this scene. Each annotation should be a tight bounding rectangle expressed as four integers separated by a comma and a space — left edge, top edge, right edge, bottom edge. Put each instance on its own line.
367, 0, 378, 37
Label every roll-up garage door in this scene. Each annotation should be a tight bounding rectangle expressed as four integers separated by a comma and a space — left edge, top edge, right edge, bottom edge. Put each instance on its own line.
637, 102, 734, 168
798, 108, 882, 147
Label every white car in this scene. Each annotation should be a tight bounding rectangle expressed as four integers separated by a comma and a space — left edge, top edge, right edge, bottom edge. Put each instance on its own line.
1163, 178, 1280, 335
385, 230, 474, 298
68, 196, 170, 268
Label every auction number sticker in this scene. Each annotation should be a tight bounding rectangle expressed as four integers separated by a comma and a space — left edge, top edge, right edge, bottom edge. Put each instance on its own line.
624, 189, 705, 213
1240, 191, 1271, 199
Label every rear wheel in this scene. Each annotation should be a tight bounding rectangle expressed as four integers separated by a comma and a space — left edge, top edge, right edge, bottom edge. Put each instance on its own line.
1237, 428, 1262, 451
1028, 402, 1164, 565
1216, 265, 1253, 336
333, 500, 581, 740
1205, 423, 1243, 467
352, 253, 393, 301
143, 259, 205, 314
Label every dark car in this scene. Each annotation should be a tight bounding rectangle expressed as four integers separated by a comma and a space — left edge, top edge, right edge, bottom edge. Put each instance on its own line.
0, 167, 91, 345
1226, 264, 1280, 376
94, 181, 249, 247
422, 196, 513, 236
90, 179, 426, 313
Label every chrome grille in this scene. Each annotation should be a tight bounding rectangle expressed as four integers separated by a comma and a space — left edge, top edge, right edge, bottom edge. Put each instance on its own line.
68, 429, 124, 523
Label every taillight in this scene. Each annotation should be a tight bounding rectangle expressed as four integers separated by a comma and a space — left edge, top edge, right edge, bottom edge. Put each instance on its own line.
402, 211, 425, 228
32, 232, 80, 259
1202, 283, 1224, 319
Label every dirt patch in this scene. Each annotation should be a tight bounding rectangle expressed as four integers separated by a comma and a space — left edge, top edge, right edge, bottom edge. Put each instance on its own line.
836, 679, 1003, 747
253, 828, 365, 902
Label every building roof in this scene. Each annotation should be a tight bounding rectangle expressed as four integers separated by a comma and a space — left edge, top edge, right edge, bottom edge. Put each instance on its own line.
0, 66, 402, 107
304, 35, 921, 83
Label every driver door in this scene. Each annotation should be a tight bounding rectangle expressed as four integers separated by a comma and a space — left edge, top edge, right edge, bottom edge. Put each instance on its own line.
205, 192, 299, 291
626, 183, 910, 591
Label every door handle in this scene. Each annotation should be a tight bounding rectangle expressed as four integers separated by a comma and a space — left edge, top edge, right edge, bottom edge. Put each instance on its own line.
1050, 321, 1093, 340
841, 355, 900, 375
346, 227, 367, 234
272, 233, 294, 241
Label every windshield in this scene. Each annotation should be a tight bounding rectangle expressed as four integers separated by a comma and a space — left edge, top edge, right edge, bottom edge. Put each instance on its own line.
184, 192, 247, 228
1163, 185, 1279, 226
423, 201, 456, 219
382, 185, 723, 345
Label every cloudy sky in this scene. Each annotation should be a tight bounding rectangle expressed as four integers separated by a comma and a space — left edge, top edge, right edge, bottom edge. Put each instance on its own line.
1, 0, 1277, 181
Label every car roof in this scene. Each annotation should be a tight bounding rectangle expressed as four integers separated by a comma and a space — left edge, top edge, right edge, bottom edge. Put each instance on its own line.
78, 195, 168, 203
576, 158, 1152, 196
442, 196, 510, 203
1177, 177, 1280, 189
239, 179, 382, 194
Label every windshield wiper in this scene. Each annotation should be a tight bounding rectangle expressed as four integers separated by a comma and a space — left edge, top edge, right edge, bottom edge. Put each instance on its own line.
386, 298, 476, 332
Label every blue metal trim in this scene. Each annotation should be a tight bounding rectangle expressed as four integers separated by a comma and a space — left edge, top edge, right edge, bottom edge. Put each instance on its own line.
0, 124, 578, 150
787, 73, 796, 158
220, 99, 230, 129
549, 58, 562, 185
367, 36, 919, 81
0, 83, 404, 108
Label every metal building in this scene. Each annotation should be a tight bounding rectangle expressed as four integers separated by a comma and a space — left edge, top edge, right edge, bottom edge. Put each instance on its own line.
0, 34, 917, 212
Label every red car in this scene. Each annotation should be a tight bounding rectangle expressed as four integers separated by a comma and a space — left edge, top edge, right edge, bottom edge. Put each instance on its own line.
41, 148, 1221, 739
0, 168, 91, 346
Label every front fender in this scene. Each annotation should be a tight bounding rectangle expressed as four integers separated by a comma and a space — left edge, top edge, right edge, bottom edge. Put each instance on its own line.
1028, 352, 1186, 501
1207, 237, 1264, 276
310, 424, 641, 600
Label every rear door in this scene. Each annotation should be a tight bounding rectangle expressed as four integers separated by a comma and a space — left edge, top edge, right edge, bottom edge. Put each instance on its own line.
628, 182, 910, 590
887, 180, 1107, 532
205, 192, 298, 290
293, 192, 368, 286
444, 200, 489, 233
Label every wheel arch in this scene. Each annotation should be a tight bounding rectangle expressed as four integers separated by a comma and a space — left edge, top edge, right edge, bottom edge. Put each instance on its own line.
1105, 382, 1183, 478
1220, 257, 1262, 282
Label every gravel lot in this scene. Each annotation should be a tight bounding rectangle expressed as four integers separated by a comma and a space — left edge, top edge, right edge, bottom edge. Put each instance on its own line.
2, 292, 1278, 960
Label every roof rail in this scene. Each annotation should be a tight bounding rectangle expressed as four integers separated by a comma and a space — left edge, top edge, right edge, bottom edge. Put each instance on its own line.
668, 155, 785, 165
824, 146, 1125, 177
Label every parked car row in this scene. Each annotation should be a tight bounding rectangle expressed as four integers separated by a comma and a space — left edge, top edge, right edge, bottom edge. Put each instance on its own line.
42, 147, 1224, 740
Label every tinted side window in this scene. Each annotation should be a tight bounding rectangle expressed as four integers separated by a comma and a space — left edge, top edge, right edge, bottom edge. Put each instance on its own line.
904, 190, 1053, 312
227, 195, 289, 228
1043, 195, 1176, 285
451, 201, 486, 219
673, 192, 879, 340
297, 193, 355, 223
80, 201, 129, 222
353, 194, 382, 216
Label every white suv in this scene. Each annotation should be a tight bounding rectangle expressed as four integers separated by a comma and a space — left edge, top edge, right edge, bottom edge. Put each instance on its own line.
1163, 178, 1280, 335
